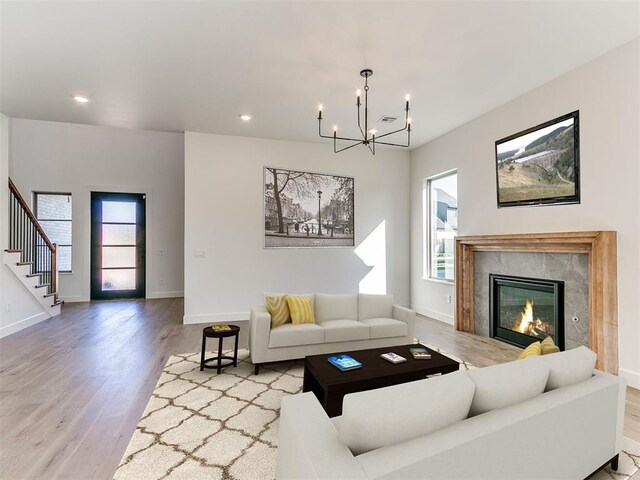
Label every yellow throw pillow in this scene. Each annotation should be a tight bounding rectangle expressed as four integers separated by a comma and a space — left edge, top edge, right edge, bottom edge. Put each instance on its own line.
517, 341, 541, 360
541, 336, 560, 355
287, 296, 316, 325
266, 295, 290, 328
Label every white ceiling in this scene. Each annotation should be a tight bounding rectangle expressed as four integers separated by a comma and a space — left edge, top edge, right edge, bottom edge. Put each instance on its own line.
1, 1, 639, 148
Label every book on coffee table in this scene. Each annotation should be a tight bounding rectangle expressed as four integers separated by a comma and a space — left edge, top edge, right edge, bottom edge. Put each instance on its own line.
380, 352, 407, 364
410, 347, 432, 360
328, 354, 363, 371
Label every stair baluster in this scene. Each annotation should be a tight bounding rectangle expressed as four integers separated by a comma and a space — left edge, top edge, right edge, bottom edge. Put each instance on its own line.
7, 178, 58, 302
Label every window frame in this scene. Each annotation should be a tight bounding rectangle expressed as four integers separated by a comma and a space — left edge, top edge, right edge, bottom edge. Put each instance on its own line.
424, 170, 458, 283
34, 191, 73, 273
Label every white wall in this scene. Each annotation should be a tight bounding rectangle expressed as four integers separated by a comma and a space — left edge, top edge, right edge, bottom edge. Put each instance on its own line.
410, 39, 640, 387
9, 119, 185, 302
1, 113, 8, 329
1, 113, 49, 337
184, 132, 410, 324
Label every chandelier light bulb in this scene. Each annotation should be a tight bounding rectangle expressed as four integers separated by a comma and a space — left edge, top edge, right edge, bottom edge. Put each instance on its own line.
408, 117, 412, 124
369, 129, 377, 135
318, 104, 323, 112
333, 125, 338, 132
356, 89, 361, 97
405, 94, 411, 101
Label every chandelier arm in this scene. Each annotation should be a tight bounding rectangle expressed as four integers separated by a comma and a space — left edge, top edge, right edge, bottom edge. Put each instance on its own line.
319, 117, 365, 142
356, 103, 365, 138
334, 139, 364, 154
374, 130, 411, 147
373, 124, 409, 141
368, 139, 375, 155
364, 86, 369, 142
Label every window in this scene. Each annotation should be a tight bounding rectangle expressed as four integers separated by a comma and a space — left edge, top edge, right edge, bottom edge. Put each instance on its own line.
426, 171, 458, 281
34, 192, 72, 272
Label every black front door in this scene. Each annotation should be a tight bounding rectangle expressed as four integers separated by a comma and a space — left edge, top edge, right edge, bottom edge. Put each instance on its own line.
91, 192, 146, 300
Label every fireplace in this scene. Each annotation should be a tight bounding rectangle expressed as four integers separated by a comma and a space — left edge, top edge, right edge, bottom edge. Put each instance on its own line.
489, 274, 565, 349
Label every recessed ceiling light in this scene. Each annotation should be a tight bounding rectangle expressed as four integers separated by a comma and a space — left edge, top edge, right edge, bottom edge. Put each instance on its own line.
73, 95, 90, 103
239, 114, 252, 122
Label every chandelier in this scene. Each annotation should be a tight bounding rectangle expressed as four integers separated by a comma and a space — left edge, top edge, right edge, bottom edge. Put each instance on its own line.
317, 69, 411, 155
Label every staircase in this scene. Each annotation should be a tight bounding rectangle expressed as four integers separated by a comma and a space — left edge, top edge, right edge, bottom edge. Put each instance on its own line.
4, 178, 63, 317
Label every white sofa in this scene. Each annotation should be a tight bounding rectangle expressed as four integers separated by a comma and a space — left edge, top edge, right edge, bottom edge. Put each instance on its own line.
278, 346, 626, 480
249, 293, 415, 374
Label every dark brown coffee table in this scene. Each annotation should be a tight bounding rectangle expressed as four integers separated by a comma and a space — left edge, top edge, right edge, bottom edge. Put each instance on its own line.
302, 344, 459, 417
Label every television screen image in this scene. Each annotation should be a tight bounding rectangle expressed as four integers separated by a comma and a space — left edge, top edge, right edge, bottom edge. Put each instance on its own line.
495, 111, 580, 208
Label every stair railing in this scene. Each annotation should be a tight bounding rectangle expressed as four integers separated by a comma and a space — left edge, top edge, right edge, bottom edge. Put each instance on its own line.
8, 178, 58, 299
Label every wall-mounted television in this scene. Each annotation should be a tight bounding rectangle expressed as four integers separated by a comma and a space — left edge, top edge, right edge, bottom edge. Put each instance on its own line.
495, 111, 580, 208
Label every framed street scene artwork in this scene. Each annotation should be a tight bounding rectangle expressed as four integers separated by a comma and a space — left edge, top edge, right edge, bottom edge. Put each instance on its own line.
495, 110, 580, 208
264, 167, 354, 248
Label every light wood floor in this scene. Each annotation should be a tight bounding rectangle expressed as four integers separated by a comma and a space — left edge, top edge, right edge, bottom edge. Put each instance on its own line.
0, 299, 637, 479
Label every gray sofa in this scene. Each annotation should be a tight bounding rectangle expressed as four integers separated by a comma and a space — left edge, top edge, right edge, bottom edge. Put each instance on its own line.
278, 346, 626, 479
249, 293, 415, 374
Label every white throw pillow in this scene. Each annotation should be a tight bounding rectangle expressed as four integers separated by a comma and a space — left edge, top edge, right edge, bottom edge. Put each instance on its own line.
467, 358, 549, 417
532, 346, 596, 391
358, 293, 394, 320
315, 294, 358, 322
338, 371, 476, 455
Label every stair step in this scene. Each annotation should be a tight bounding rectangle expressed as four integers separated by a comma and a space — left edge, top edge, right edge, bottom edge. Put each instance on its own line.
16, 261, 32, 266
51, 300, 64, 307
26, 273, 42, 278
43, 292, 58, 298
35, 284, 50, 289
4, 249, 21, 253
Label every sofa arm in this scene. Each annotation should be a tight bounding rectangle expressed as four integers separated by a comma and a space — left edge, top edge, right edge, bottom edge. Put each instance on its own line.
249, 305, 271, 365
277, 392, 367, 480
393, 305, 416, 341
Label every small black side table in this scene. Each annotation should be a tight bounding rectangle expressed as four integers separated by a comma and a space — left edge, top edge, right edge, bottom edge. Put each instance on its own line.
200, 325, 240, 374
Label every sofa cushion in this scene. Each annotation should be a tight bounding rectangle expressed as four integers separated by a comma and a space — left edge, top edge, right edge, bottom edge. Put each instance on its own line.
338, 371, 476, 455
287, 296, 316, 325
541, 336, 561, 355
517, 341, 541, 360
265, 294, 290, 328
268, 323, 324, 348
532, 346, 596, 391
319, 319, 369, 343
467, 358, 549, 417
358, 293, 393, 321
264, 293, 315, 311
315, 294, 358, 322
360, 318, 407, 339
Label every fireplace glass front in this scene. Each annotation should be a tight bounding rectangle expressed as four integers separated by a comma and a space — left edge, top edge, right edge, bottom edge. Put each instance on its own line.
489, 274, 565, 349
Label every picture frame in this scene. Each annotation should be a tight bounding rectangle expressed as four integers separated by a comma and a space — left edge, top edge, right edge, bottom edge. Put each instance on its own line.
495, 111, 580, 208
263, 166, 355, 248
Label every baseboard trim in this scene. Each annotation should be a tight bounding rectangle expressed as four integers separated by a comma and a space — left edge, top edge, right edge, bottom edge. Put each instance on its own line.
619, 368, 640, 390
58, 295, 87, 303
183, 312, 249, 325
0, 312, 49, 339
147, 291, 184, 299
412, 304, 454, 325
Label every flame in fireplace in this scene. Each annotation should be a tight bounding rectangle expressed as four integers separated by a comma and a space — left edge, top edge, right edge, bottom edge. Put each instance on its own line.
513, 300, 554, 337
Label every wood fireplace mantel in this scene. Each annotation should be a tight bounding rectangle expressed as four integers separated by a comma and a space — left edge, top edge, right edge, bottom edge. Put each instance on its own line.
454, 231, 618, 373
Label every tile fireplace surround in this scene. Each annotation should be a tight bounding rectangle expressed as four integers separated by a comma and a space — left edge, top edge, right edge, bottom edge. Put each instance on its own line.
455, 231, 618, 374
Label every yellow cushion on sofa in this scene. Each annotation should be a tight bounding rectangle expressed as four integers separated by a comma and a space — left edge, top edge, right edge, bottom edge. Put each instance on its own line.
541, 336, 560, 355
517, 341, 541, 360
287, 296, 316, 325
266, 295, 291, 328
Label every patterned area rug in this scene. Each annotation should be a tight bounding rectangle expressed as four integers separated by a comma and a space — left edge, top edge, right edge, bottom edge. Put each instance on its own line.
115, 347, 639, 480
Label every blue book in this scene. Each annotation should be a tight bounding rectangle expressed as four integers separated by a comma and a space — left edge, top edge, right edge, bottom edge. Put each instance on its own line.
328, 354, 363, 371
